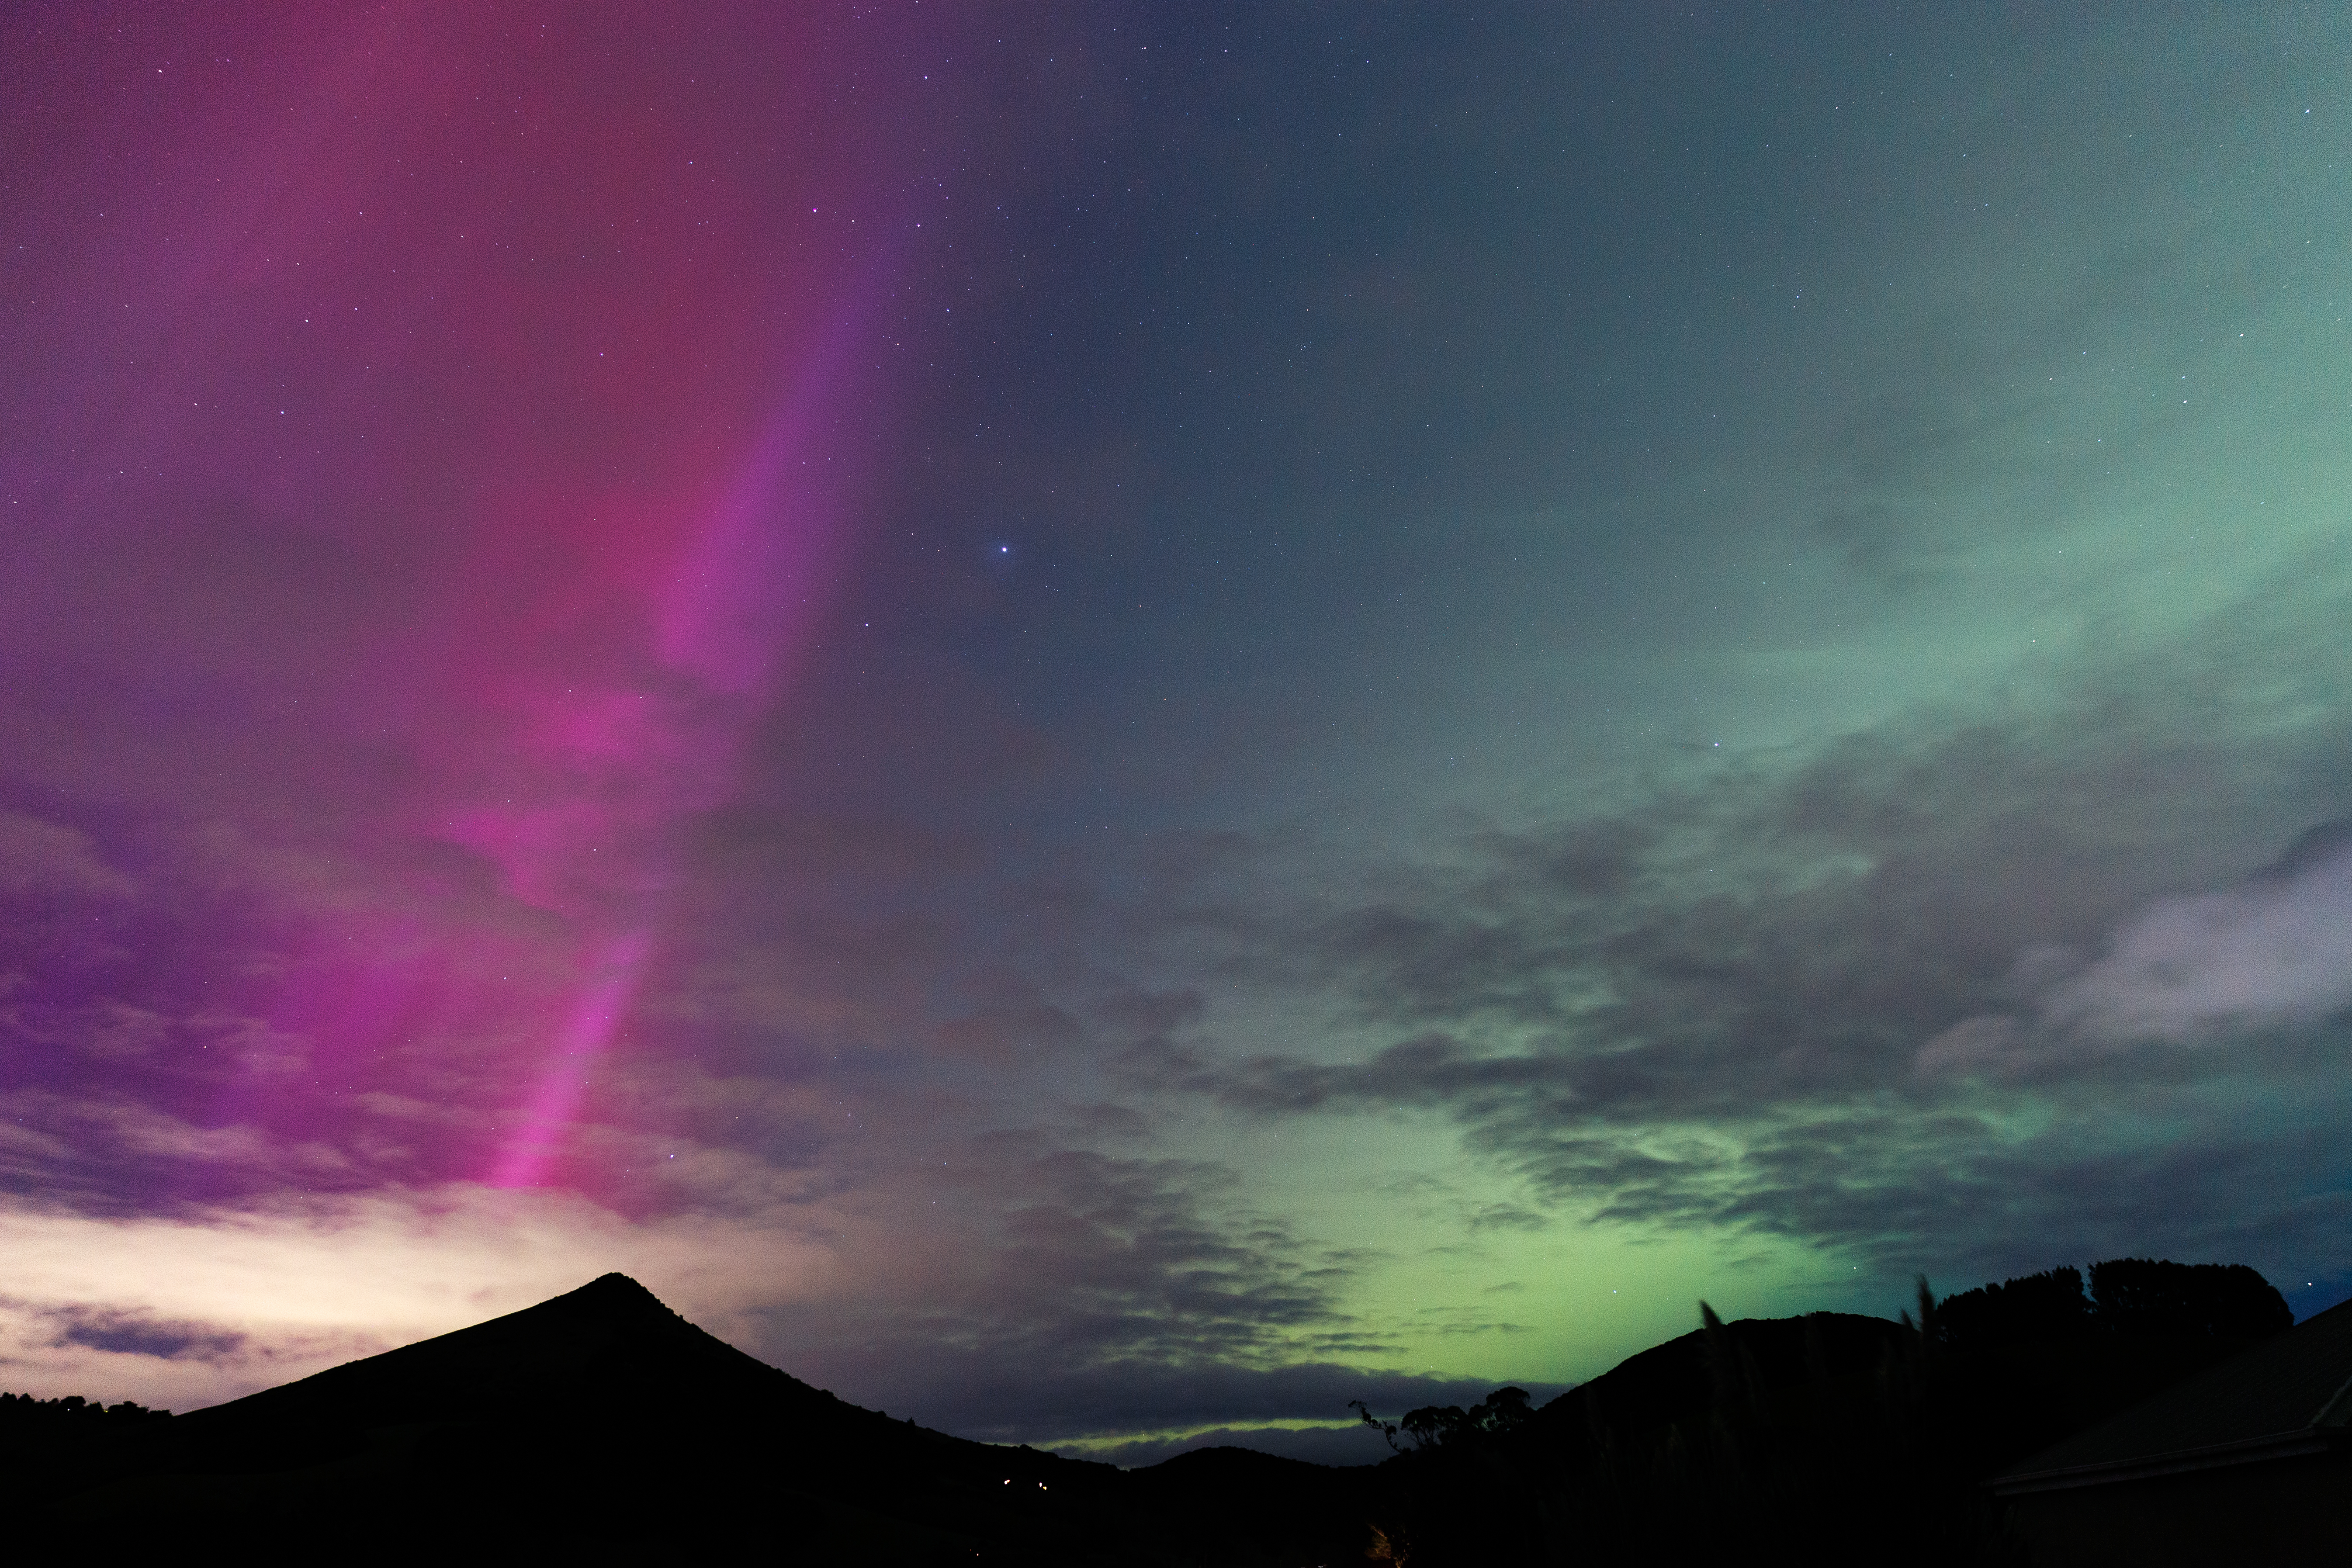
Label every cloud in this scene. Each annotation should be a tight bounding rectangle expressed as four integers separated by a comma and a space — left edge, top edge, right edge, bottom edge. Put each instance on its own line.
1919, 819, 2352, 1073
41, 1305, 249, 1363
1072, 1422, 1395, 1469
0, 1134, 1411, 1445
2045, 820, 2352, 1042
0, 1091, 360, 1207
0, 810, 136, 901
1128, 589, 2352, 1294
859, 1355, 1569, 1450
752, 1135, 1389, 1391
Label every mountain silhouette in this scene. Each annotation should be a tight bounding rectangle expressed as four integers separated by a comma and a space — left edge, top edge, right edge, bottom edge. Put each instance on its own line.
187, 1272, 869, 1438
15, 1274, 1370, 1566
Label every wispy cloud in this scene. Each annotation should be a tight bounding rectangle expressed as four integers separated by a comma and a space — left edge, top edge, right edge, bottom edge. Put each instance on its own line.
40, 1305, 249, 1364
2051, 821, 2352, 1041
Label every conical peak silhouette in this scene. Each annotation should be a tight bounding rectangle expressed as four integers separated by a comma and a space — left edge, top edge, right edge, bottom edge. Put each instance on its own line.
548, 1270, 682, 1322
580, 1270, 651, 1293
191, 1274, 832, 1432
55, 1277, 1329, 1562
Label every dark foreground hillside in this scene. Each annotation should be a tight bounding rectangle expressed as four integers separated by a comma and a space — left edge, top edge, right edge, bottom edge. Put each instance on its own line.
1339, 1260, 2314, 1566
5, 1260, 2320, 1564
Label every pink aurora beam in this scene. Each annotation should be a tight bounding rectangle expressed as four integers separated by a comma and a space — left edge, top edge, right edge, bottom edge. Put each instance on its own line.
488, 930, 651, 1189
0, 3, 952, 1203
481, 286, 885, 1189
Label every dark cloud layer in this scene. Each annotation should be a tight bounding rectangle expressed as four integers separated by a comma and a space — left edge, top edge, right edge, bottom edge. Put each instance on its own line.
41, 1306, 248, 1365
1129, 572, 2352, 1298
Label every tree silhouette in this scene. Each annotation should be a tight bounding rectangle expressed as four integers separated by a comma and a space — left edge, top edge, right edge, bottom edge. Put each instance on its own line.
1351, 1385, 1533, 1456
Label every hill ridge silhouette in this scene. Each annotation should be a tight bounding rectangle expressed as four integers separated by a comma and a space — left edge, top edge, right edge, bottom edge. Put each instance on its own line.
32, 1271, 1373, 1565
186, 1270, 861, 1436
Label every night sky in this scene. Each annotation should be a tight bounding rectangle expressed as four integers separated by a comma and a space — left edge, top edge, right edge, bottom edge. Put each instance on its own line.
4, 3, 2349, 1466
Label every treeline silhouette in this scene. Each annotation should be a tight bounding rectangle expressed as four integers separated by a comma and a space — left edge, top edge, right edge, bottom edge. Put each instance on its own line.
0, 1391, 173, 1423
1344, 1256, 2295, 1566
1937, 1258, 2290, 1347
0, 1391, 180, 1509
